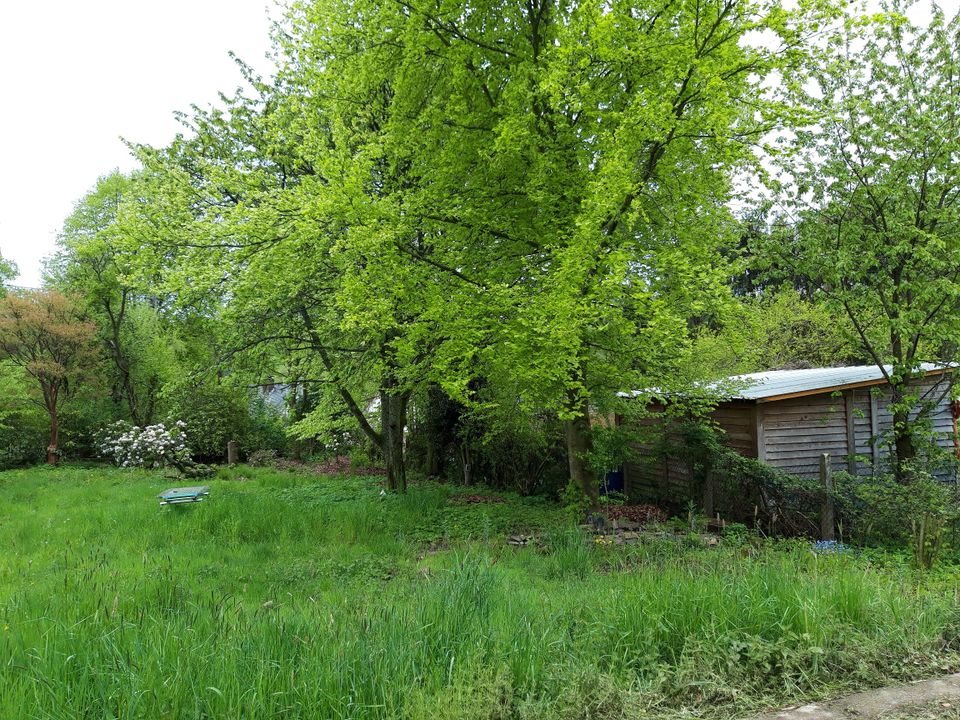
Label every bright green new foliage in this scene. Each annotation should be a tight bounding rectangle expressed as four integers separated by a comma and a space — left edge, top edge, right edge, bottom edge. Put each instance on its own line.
768, 3, 960, 476
123, 0, 840, 498
52, 172, 179, 426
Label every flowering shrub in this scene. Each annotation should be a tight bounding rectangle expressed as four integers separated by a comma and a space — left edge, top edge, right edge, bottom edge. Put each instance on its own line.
95, 420, 192, 469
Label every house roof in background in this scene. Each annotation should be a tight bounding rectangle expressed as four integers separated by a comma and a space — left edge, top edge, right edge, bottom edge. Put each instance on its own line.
720, 363, 954, 402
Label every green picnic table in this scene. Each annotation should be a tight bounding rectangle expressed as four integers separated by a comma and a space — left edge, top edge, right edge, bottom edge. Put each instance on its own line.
158, 486, 210, 506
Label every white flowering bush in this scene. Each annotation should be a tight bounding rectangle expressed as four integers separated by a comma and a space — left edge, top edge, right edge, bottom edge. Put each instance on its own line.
95, 420, 192, 469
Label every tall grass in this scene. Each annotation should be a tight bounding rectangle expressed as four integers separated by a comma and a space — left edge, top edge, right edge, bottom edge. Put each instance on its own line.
0, 466, 957, 719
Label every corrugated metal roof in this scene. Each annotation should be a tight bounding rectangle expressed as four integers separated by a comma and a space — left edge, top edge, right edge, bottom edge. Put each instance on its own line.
717, 363, 952, 401
620, 363, 955, 403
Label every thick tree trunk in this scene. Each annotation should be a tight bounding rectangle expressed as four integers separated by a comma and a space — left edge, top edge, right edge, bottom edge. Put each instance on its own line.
892, 407, 917, 482
46, 410, 59, 466
564, 392, 598, 507
381, 388, 409, 492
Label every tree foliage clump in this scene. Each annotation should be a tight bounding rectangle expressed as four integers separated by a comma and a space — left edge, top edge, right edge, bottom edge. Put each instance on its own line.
0, 291, 97, 465
113, 0, 838, 498
51, 172, 179, 426
768, 2, 960, 477
689, 288, 862, 379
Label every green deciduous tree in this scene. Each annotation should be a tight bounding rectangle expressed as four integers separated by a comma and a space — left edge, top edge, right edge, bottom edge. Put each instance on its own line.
284, 0, 835, 502
689, 288, 861, 379
119, 0, 837, 499
51, 172, 177, 426
768, 3, 960, 479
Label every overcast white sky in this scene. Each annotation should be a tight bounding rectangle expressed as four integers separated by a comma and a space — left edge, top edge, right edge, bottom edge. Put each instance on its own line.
0, 1, 278, 287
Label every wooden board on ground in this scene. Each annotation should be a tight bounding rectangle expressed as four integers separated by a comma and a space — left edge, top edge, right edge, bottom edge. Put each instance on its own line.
158, 486, 210, 506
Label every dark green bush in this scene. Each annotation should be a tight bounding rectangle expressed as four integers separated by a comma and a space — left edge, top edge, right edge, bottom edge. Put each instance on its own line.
165, 384, 290, 462
0, 408, 47, 469
834, 466, 960, 568
165, 384, 252, 461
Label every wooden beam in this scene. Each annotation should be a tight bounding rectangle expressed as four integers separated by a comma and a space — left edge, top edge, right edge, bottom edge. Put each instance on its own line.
870, 391, 880, 471
702, 467, 715, 518
845, 390, 857, 475
755, 404, 766, 462
820, 453, 835, 541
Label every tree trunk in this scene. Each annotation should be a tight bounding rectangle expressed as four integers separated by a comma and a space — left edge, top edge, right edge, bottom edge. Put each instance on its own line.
47, 409, 59, 466
564, 391, 598, 507
892, 407, 917, 482
381, 388, 409, 492
425, 440, 442, 478
887, 376, 918, 482
460, 442, 472, 486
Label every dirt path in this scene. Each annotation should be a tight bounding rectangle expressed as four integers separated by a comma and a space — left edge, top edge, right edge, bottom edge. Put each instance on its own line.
750, 675, 960, 720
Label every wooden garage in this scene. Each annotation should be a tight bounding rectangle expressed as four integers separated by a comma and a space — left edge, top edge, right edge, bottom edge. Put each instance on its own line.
622, 364, 958, 505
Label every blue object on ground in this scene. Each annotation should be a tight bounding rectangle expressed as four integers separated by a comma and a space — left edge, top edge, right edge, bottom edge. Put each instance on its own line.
158, 486, 210, 506
812, 539, 849, 554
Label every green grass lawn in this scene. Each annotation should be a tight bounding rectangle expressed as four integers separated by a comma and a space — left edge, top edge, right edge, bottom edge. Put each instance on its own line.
2, 465, 959, 719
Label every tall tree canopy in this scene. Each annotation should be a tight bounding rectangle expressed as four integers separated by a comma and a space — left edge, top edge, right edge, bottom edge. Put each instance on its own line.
121, 0, 837, 497
51, 172, 177, 426
768, 2, 960, 477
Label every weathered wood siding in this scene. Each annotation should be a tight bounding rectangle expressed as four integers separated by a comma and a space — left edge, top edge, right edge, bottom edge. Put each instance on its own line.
623, 371, 957, 503
761, 375, 955, 479
852, 390, 874, 476
622, 415, 692, 504
712, 402, 758, 458
868, 375, 955, 478
761, 394, 849, 478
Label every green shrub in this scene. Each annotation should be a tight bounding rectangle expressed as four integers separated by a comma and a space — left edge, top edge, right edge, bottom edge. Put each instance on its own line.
663, 421, 824, 535
836, 466, 960, 569
165, 383, 250, 461
166, 384, 288, 462
0, 408, 47, 469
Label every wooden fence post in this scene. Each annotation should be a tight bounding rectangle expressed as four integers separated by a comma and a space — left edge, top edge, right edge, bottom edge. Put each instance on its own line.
820, 452, 835, 541
702, 466, 715, 519
227, 440, 239, 465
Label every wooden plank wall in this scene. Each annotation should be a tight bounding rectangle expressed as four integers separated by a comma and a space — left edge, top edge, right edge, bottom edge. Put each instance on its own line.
869, 375, 955, 478
761, 394, 849, 478
623, 424, 692, 504
852, 391, 874, 476
762, 375, 955, 479
623, 372, 957, 501
712, 402, 758, 458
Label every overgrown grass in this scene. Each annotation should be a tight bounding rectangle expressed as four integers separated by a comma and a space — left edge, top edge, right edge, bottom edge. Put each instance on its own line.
1, 465, 958, 719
